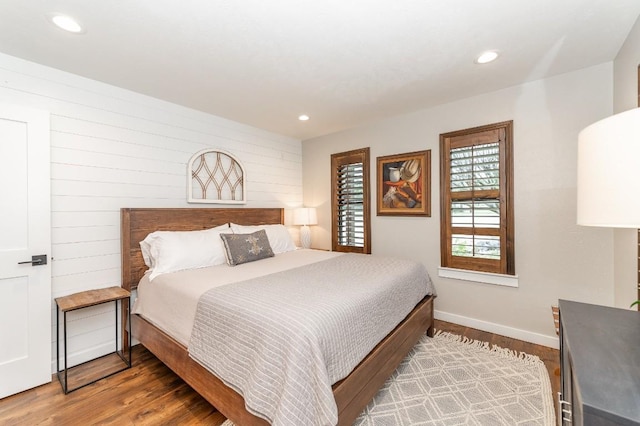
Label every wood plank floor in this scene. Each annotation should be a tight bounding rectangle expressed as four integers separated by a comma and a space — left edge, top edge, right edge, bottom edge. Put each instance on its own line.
0, 320, 559, 425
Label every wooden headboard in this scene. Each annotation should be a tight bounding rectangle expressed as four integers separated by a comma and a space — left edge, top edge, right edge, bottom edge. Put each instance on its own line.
121, 208, 284, 291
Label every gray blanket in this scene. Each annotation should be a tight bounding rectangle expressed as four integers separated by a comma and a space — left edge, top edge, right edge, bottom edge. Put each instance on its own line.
189, 253, 435, 426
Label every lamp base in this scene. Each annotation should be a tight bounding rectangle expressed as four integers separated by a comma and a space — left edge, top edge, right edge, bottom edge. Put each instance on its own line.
300, 225, 312, 249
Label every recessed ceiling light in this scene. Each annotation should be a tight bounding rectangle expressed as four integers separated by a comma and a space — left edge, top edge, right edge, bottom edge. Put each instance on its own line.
298, 115, 310, 121
476, 51, 499, 64
48, 13, 84, 33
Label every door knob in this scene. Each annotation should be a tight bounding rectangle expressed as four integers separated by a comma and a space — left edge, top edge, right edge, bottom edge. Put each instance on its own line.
18, 254, 47, 266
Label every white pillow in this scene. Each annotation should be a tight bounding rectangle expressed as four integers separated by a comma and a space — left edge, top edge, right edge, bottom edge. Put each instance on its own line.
140, 223, 229, 269
140, 224, 229, 280
230, 223, 296, 254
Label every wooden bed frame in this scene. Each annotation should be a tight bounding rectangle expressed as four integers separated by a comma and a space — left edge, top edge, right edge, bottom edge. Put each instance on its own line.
121, 207, 435, 426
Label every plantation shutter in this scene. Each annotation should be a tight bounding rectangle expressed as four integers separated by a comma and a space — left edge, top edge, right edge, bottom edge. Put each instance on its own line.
331, 148, 371, 254
440, 122, 514, 275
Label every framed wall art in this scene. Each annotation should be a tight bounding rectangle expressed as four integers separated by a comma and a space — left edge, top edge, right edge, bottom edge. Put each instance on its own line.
376, 150, 431, 216
188, 148, 246, 204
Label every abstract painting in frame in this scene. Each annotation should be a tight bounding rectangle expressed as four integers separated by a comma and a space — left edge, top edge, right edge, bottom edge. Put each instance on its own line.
377, 150, 431, 216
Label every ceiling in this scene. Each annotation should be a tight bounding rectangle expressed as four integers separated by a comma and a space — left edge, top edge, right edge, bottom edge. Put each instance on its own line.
1, 1, 639, 140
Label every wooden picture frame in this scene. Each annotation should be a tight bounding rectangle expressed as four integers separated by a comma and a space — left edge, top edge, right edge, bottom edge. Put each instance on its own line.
377, 150, 431, 216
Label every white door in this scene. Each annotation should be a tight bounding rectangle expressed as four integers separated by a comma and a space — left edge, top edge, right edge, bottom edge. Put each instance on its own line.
0, 105, 51, 399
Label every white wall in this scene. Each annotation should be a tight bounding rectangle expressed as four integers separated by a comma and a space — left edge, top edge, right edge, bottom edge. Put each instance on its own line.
303, 63, 614, 348
613, 15, 640, 308
0, 52, 302, 370
614, 15, 640, 113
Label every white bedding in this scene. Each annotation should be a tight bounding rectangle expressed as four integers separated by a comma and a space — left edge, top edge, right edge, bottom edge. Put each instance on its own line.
132, 249, 343, 346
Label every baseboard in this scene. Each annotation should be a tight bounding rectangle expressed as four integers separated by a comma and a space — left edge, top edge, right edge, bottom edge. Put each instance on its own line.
435, 310, 559, 349
50, 341, 116, 374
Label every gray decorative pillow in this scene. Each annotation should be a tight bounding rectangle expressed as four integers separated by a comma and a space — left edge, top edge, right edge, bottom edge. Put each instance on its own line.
220, 229, 275, 266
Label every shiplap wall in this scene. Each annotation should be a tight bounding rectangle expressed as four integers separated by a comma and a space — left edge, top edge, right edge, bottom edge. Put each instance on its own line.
0, 52, 302, 370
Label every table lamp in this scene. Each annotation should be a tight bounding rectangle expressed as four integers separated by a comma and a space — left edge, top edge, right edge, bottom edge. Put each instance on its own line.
293, 207, 318, 249
577, 107, 640, 308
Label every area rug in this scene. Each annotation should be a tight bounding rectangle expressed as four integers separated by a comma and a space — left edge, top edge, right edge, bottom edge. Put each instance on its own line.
221, 331, 556, 425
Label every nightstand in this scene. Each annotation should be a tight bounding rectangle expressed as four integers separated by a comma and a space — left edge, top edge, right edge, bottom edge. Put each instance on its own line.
55, 286, 132, 394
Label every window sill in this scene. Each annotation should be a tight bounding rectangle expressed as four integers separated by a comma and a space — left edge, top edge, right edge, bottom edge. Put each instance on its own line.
438, 267, 519, 288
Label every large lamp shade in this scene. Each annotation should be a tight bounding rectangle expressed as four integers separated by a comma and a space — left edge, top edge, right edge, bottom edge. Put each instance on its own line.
577, 108, 640, 228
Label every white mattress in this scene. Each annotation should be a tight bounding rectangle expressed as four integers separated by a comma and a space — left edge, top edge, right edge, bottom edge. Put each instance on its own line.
132, 249, 343, 346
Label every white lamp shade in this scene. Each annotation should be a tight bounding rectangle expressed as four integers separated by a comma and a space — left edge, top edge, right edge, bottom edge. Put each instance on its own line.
577, 107, 640, 227
293, 207, 318, 226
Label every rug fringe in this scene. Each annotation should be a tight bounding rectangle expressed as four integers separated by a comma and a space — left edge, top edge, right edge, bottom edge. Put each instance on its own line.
432, 329, 545, 366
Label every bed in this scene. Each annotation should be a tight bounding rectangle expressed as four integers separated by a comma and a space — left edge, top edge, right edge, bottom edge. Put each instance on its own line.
121, 207, 435, 426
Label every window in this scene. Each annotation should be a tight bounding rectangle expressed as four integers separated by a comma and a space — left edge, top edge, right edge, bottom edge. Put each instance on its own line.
331, 148, 371, 254
440, 121, 514, 275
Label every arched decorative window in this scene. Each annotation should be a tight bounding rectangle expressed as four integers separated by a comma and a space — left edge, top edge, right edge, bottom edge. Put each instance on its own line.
188, 149, 246, 204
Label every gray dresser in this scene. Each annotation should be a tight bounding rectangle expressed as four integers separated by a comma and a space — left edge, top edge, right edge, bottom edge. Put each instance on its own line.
558, 299, 640, 425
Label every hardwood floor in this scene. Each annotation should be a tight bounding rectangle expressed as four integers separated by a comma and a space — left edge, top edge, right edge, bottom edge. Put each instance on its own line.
0, 320, 559, 425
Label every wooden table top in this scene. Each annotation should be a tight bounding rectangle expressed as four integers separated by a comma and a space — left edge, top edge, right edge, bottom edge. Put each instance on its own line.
55, 286, 130, 312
